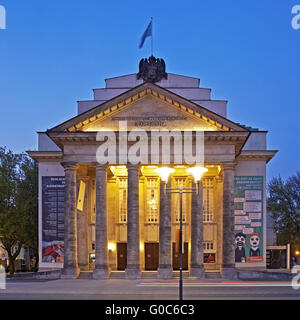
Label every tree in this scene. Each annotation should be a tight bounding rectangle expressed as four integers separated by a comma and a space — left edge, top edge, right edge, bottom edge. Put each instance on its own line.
267, 172, 300, 252
18, 156, 38, 271
0, 147, 38, 274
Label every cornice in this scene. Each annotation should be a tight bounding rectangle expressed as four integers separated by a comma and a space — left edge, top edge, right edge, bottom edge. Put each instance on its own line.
47, 83, 248, 133
27, 151, 63, 162
237, 150, 278, 163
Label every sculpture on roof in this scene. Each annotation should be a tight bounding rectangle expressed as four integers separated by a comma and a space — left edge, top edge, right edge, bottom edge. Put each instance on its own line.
137, 56, 168, 83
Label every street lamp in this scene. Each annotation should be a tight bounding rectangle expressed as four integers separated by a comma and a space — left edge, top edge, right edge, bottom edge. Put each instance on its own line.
187, 166, 208, 184
155, 165, 207, 300
154, 167, 175, 183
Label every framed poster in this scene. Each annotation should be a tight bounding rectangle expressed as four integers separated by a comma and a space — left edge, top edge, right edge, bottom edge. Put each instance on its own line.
42, 177, 65, 263
234, 176, 264, 263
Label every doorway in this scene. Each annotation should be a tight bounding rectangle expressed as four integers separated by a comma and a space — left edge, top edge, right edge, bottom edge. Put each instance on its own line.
117, 243, 127, 270
172, 242, 188, 270
145, 243, 159, 270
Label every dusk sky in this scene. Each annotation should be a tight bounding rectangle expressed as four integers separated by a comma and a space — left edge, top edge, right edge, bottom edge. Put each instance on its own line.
0, 0, 299, 181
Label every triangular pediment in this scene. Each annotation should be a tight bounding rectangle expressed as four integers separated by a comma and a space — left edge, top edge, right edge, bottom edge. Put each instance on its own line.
49, 83, 248, 133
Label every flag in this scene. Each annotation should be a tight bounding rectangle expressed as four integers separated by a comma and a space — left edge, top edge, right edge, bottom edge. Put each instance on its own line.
139, 20, 152, 48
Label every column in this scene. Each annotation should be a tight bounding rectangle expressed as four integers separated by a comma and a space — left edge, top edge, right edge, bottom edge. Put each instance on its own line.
222, 163, 237, 279
77, 177, 89, 272
92, 165, 109, 279
158, 180, 172, 279
125, 164, 141, 279
190, 181, 205, 278
61, 162, 79, 279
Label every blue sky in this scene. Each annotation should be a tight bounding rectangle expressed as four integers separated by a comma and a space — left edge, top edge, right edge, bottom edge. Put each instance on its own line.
0, 0, 299, 181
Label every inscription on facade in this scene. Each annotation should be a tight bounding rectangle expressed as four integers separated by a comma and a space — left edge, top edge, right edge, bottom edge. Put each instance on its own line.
112, 114, 187, 127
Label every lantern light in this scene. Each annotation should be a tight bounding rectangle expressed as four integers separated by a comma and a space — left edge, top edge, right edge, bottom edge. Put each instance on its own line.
154, 167, 175, 183
187, 166, 208, 183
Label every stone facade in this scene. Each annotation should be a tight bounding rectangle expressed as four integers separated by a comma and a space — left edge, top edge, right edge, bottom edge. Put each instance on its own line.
28, 69, 277, 279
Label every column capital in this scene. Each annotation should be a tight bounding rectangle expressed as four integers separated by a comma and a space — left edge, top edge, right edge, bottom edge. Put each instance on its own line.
93, 163, 107, 171
127, 163, 140, 170
61, 162, 77, 170
222, 162, 237, 171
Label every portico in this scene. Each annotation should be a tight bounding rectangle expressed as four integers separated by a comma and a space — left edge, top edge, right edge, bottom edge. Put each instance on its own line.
40, 124, 248, 279
28, 62, 277, 279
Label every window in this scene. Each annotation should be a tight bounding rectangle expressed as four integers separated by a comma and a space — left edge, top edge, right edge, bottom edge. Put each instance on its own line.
146, 178, 159, 223
203, 178, 214, 222
118, 178, 127, 223
174, 177, 188, 223
203, 242, 215, 263
203, 242, 214, 251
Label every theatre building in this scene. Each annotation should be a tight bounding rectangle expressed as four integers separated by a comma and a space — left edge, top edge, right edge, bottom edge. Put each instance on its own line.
28, 57, 277, 279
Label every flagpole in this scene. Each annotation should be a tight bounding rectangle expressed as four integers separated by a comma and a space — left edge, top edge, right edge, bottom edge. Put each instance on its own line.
151, 17, 153, 56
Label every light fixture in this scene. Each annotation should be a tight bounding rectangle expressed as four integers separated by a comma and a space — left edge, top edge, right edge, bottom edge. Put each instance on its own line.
187, 166, 208, 183
154, 167, 175, 183
108, 242, 116, 252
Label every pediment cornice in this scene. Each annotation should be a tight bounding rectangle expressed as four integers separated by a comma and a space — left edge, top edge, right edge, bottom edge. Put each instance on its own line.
48, 83, 248, 133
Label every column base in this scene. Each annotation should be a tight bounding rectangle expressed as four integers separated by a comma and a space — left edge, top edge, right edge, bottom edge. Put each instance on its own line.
125, 267, 141, 280
92, 267, 109, 280
61, 267, 79, 279
222, 267, 238, 280
78, 264, 89, 272
189, 267, 205, 279
158, 267, 173, 279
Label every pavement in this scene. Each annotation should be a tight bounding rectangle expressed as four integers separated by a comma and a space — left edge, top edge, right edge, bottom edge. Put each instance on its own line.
1, 278, 300, 300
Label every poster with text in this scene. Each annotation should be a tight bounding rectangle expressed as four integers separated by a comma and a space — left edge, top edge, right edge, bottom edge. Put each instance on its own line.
234, 176, 264, 263
42, 177, 65, 263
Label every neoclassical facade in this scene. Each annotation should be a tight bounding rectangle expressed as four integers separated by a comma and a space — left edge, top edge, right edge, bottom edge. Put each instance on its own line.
28, 60, 277, 279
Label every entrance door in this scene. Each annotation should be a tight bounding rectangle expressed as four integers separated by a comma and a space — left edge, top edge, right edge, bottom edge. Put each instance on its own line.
172, 242, 188, 270
145, 243, 159, 270
117, 243, 127, 270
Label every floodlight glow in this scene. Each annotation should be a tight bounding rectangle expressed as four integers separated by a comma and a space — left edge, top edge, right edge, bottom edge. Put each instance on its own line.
154, 167, 175, 183
187, 166, 208, 182
108, 242, 116, 251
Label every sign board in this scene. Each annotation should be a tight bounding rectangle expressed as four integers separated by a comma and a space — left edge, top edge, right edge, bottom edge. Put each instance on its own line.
234, 176, 264, 263
77, 180, 86, 211
42, 177, 65, 263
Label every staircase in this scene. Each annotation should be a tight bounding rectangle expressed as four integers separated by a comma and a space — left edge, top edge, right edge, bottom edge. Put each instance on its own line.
80, 270, 222, 279
109, 271, 126, 279
205, 272, 222, 279
142, 271, 158, 279
173, 271, 190, 279
78, 271, 92, 279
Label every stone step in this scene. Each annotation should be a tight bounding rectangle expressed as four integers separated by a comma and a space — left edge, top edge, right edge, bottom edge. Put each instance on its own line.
109, 271, 126, 279
205, 272, 222, 279
142, 272, 158, 279
172, 271, 190, 279
78, 271, 92, 279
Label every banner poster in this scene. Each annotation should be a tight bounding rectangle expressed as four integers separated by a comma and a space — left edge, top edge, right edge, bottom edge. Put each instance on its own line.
42, 177, 65, 263
234, 176, 264, 263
